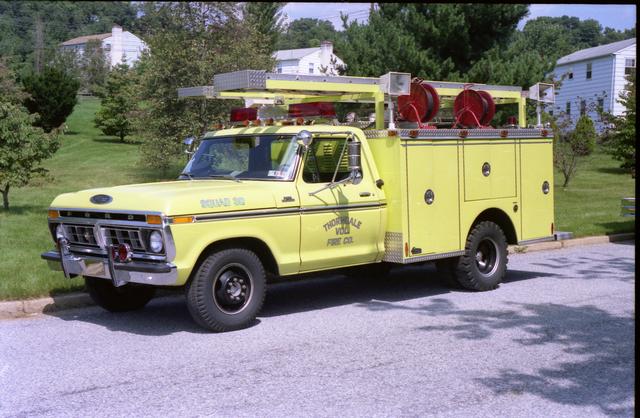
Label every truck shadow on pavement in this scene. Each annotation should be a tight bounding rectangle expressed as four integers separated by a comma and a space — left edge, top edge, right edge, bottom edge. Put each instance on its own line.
361, 297, 634, 416
49, 264, 553, 335
530, 248, 635, 282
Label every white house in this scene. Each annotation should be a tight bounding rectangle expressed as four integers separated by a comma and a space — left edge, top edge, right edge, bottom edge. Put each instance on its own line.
273, 41, 345, 75
60, 25, 147, 68
549, 38, 636, 131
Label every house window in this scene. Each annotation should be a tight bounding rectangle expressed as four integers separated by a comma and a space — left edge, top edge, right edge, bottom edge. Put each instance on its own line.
568, 71, 573, 79
580, 100, 586, 116
566, 102, 571, 115
308, 63, 314, 74
625, 58, 636, 75
597, 98, 604, 113
276, 64, 282, 74
586, 62, 592, 79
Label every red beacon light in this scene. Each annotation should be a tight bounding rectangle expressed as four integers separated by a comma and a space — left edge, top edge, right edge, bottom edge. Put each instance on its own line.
230, 107, 258, 123
288, 102, 336, 119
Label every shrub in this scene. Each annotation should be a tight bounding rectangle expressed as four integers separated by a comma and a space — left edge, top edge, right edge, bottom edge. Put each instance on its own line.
21, 67, 80, 132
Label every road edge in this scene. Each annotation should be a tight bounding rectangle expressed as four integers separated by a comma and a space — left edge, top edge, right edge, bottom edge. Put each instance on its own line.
1, 232, 635, 319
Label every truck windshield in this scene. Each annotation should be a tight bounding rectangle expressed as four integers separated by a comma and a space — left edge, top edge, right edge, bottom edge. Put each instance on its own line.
181, 135, 300, 181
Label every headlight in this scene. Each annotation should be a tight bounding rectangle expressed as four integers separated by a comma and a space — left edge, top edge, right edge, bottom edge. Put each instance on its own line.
55, 225, 65, 240
149, 231, 163, 253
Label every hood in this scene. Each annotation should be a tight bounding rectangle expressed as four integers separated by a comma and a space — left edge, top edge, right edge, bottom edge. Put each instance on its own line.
50, 180, 283, 216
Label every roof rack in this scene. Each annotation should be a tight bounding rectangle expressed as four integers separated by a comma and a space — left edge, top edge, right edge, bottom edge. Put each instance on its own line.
178, 70, 528, 129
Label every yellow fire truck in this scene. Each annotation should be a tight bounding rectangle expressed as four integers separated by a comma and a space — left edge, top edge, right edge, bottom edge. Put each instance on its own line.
42, 70, 555, 332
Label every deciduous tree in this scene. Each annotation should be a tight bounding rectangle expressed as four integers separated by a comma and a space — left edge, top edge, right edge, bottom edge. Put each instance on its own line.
602, 74, 636, 176
276, 18, 339, 49
0, 64, 59, 209
133, 2, 274, 173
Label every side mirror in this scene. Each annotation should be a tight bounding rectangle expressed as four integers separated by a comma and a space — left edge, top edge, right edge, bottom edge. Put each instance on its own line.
183, 136, 197, 156
348, 139, 362, 185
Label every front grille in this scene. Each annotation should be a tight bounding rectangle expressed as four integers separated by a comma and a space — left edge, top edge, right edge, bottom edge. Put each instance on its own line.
103, 227, 147, 252
64, 224, 99, 247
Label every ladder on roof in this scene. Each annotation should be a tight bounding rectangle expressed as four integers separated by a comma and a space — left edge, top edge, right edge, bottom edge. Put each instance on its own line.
177, 70, 528, 129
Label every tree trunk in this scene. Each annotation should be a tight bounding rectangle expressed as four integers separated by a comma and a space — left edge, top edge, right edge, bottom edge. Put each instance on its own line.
120, 131, 125, 142
1, 184, 9, 210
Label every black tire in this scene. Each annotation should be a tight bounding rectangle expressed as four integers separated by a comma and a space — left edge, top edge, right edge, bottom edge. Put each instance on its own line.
84, 276, 156, 312
438, 221, 508, 291
186, 248, 266, 332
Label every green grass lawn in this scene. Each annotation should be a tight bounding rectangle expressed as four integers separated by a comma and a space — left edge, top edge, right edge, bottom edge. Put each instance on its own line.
0, 97, 181, 300
554, 148, 635, 237
0, 98, 635, 299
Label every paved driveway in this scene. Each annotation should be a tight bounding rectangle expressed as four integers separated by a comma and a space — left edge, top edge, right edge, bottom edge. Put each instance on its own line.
0, 241, 635, 417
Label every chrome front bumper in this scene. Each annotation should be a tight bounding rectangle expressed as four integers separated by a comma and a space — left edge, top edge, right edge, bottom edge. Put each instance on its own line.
41, 250, 178, 286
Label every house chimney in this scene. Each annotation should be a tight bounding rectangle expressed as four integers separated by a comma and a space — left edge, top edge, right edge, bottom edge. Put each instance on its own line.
320, 41, 333, 74
111, 25, 123, 67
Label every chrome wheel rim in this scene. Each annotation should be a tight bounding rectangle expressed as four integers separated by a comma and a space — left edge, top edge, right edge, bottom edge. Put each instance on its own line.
213, 263, 253, 315
475, 237, 500, 277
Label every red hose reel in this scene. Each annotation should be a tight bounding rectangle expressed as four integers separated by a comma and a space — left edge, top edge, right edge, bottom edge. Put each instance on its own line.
397, 79, 440, 127
453, 87, 495, 128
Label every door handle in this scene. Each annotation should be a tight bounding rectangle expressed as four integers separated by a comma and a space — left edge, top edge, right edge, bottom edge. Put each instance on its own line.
359, 191, 371, 197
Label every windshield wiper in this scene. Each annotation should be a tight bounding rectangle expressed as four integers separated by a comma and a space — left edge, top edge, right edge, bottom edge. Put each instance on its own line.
206, 174, 242, 183
179, 172, 194, 180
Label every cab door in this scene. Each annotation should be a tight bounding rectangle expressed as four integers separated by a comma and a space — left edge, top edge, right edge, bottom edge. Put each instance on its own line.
296, 136, 382, 272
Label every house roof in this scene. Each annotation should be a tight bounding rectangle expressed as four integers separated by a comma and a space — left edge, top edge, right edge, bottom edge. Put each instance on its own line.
60, 33, 112, 46
273, 47, 320, 61
556, 37, 636, 65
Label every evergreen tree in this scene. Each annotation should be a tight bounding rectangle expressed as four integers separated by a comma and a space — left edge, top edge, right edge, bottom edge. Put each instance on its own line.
94, 63, 136, 142
21, 66, 80, 132
336, 4, 528, 79
80, 39, 109, 95
243, 2, 286, 51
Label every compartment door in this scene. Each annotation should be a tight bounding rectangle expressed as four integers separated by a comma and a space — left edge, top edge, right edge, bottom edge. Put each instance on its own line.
406, 142, 461, 256
520, 141, 554, 240
463, 141, 517, 201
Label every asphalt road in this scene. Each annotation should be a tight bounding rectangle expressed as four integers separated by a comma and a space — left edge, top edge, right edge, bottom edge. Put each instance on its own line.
0, 242, 635, 418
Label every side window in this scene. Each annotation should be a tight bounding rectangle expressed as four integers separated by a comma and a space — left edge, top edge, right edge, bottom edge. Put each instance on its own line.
302, 138, 352, 183
625, 58, 635, 75
586, 62, 592, 79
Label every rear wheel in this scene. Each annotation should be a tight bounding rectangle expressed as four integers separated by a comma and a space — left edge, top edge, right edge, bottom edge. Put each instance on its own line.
437, 221, 508, 291
186, 248, 266, 332
84, 276, 156, 312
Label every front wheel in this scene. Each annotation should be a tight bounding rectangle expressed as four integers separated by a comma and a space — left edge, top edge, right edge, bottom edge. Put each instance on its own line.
438, 221, 508, 291
186, 248, 266, 332
84, 276, 156, 312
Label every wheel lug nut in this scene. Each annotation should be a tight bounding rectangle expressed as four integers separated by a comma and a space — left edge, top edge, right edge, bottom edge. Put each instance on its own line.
241, 285, 246, 290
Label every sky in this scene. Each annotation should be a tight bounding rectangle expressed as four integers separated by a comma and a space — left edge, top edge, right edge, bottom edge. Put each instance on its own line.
281, 3, 637, 32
